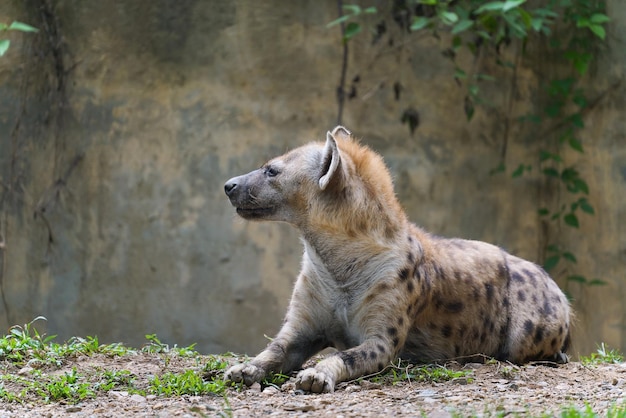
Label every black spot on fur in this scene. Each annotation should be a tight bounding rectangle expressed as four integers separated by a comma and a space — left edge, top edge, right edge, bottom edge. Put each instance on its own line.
397, 317, 404, 326
399, 267, 410, 281
392, 337, 400, 347
387, 327, 398, 337
551, 338, 557, 349
369, 351, 377, 360
534, 326, 545, 344
378, 362, 384, 371
428, 322, 438, 330
433, 291, 443, 310
511, 272, 524, 283
415, 300, 428, 316
407, 251, 415, 264
503, 297, 510, 307
523, 269, 538, 286
561, 330, 572, 353
517, 290, 526, 302
406, 303, 414, 316
413, 267, 421, 282
441, 325, 452, 338
406, 280, 414, 293
524, 320, 534, 335
472, 286, 481, 299
338, 352, 357, 369
434, 264, 445, 280
444, 301, 464, 313
483, 317, 492, 331
484, 283, 494, 301
558, 326, 563, 336
377, 344, 386, 354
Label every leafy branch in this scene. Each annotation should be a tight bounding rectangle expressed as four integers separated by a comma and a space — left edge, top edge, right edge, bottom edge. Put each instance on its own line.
0, 21, 38, 57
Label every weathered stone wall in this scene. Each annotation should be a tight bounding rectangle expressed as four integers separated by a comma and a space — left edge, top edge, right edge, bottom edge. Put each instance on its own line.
0, 0, 624, 357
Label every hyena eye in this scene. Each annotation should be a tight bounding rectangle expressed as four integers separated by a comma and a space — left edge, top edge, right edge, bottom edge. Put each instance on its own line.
265, 166, 280, 177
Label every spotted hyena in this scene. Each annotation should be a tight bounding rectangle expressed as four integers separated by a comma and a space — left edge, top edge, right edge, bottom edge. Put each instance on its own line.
223, 126, 571, 393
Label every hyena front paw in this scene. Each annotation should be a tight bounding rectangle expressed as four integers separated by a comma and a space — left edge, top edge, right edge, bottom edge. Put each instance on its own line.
224, 363, 266, 387
296, 367, 335, 393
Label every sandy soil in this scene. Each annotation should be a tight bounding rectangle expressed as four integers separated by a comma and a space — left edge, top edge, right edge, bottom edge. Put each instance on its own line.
1, 353, 625, 417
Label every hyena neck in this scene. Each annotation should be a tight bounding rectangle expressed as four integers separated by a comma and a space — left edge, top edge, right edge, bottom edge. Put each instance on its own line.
300, 214, 411, 283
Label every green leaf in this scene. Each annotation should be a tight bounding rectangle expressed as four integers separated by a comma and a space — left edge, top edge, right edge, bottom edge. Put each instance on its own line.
588, 278, 607, 286
0, 39, 9, 56
539, 150, 562, 162
411, 16, 431, 31
588, 24, 606, 40
564, 213, 579, 228
327, 15, 352, 28
512, 163, 525, 178
567, 275, 587, 284
546, 244, 560, 252
537, 208, 550, 216
569, 113, 584, 128
343, 22, 361, 41
543, 255, 560, 272
464, 95, 475, 121
517, 8, 532, 28
502, 0, 526, 12
562, 252, 577, 263
0, 23, 8, 31
590, 14, 610, 24
579, 199, 595, 215
454, 67, 467, 79
452, 19, 474, 34
568, 137, 583, 153
475, 2, 506, 14
542, 167, 559, 178
342, 4, 361, 15
8, 21, 39, 32
364, 7, 377, 14
572, 178, 589, 194
441, 11, 459, 25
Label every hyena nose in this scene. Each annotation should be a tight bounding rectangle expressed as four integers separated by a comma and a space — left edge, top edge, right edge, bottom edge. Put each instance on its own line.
224, 179, 238, 197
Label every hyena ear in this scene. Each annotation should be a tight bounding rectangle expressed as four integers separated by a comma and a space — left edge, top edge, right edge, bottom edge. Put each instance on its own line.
319, 131, 342, 190
331, 125, 351, 141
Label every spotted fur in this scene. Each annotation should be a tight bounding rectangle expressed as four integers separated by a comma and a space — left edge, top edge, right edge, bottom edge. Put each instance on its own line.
223, 126, 571, 393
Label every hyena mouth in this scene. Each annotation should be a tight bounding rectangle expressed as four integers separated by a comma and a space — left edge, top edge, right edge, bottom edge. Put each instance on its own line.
236, 207, 275, 219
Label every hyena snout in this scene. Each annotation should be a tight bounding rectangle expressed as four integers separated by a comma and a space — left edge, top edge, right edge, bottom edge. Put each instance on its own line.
224, 172, 279, 220
224, 177, 239, 199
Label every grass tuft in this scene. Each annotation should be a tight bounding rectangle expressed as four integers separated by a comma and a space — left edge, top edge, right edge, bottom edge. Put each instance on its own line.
580, 343, 624, 365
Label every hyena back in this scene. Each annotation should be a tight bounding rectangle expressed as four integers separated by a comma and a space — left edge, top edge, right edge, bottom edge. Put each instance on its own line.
223, 126, 570, 393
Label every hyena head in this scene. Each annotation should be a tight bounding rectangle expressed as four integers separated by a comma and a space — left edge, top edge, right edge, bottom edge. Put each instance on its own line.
224, 126, 405, 235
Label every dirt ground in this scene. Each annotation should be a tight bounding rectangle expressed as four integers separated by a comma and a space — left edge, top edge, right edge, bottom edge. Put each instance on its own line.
1, 353, 625, 417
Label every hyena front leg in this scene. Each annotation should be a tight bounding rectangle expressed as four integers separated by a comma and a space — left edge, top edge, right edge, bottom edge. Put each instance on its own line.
296, 335, 400, 393
225, 307, 327, 386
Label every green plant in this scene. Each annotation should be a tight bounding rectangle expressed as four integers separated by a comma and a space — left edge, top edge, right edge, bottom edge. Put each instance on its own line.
328, 1, 610, 296
580, 343, 624, 365
93, 369, 135, 392
369, 360, 473, 385
142, 334, 198, 357
148, 369, 226, 396
38, 368, 94, 403
0, 21, 38, 56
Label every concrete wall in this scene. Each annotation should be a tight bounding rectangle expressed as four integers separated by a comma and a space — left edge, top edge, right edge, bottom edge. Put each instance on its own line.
0, 0, 624, 357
